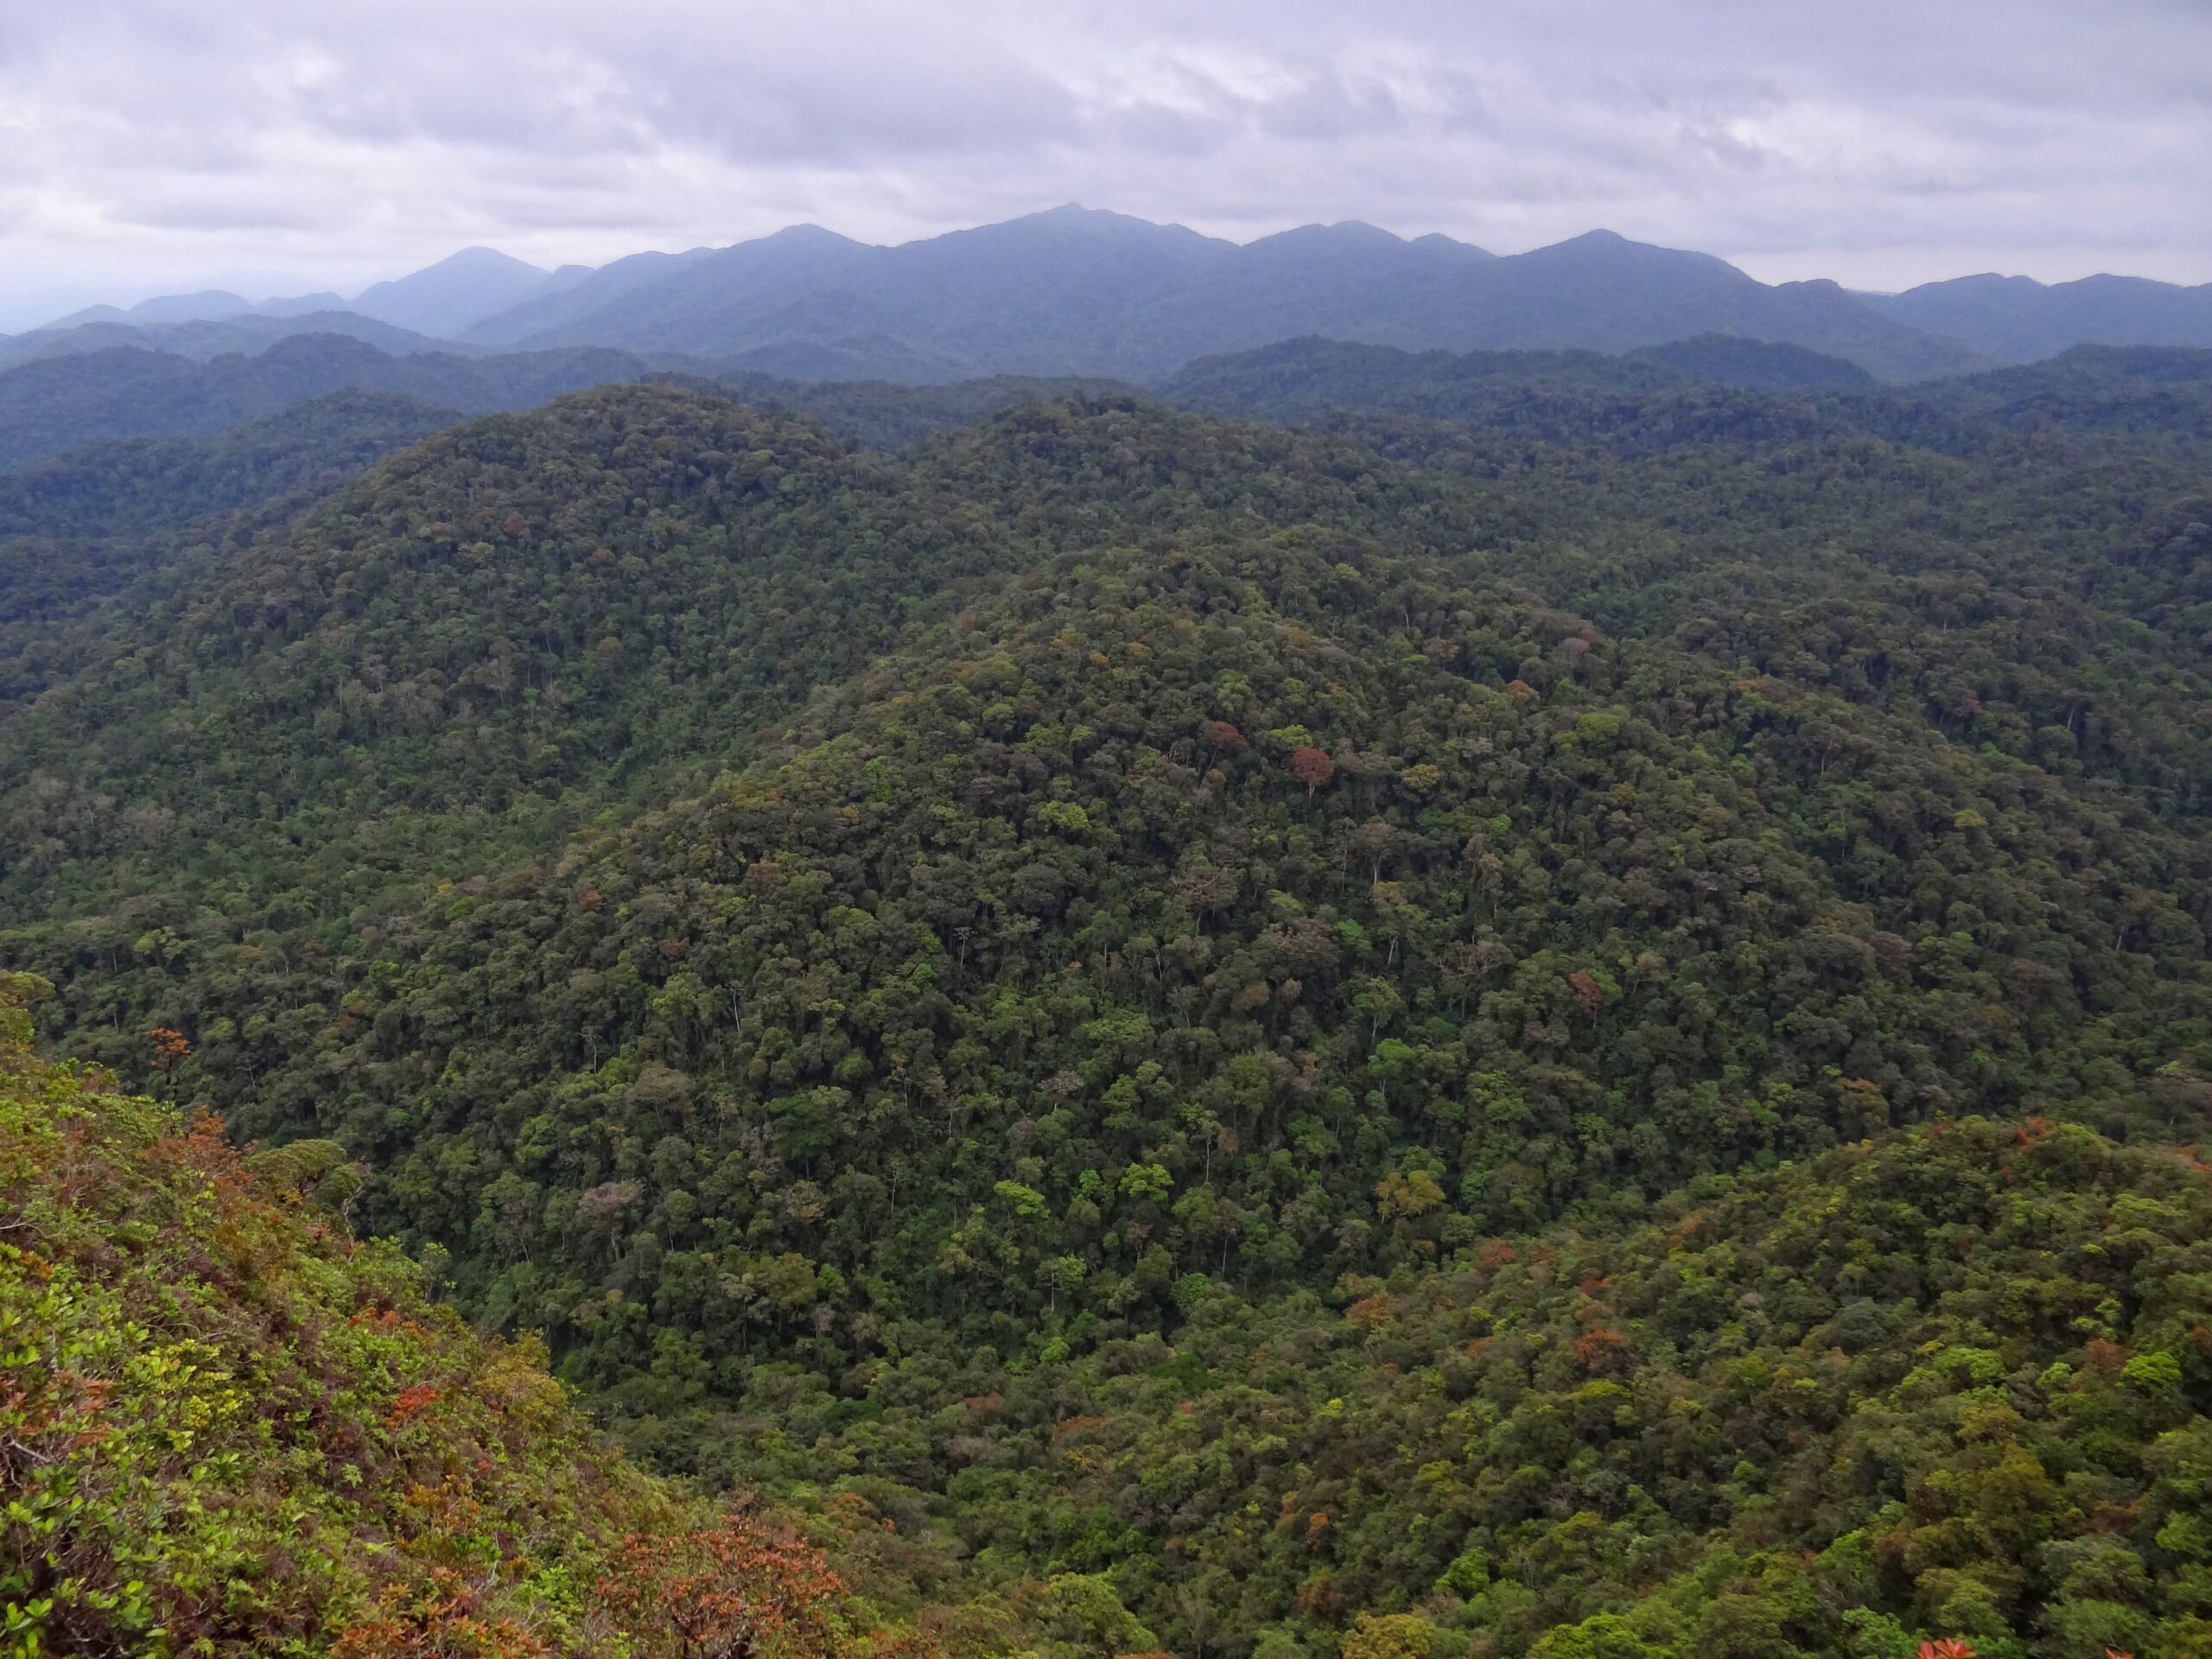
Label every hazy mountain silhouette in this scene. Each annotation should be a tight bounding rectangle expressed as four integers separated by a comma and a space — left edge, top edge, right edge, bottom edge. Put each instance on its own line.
44, 290, 257, 330
349, 246, 577, 338
457, 207, 1984, 380
0, 312, 467, 372
0, 333, 652, 469
1862, 271, 2212, 360
17, 212, 2211, 387
257, 291, 352, 318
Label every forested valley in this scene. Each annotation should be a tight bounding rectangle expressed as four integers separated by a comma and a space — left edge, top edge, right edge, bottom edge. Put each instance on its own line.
3, 340, 2211, 1658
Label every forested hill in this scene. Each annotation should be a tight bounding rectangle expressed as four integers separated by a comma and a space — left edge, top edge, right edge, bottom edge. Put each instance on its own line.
0, 971, 960, 1656
0, 387, 457, 541
0, 391, 471, 719
1162, 336, 2212, 461
0, 332, 653, 471
4, 368, 2212, 1658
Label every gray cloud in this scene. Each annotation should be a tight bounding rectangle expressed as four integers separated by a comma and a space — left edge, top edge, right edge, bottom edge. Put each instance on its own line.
0, 0, 2205, 328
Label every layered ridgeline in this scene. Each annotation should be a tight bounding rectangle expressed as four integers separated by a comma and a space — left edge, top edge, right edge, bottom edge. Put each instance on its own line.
0, 971, 969, 1658
0, 320, 1862, 480
0, 332, 653, 472
5, 213, 1990, 385
0, 391, 469, 721
1163, 337, 2212, 463
0, 388, 459, 543
22, 213, 2212, 386
3, 369, 2212, 1657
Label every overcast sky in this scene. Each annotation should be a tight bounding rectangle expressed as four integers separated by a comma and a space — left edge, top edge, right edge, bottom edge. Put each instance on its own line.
2, 0, 2206, 329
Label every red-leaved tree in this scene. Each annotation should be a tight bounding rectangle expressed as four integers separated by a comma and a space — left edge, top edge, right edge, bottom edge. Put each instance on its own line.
1289, 747, 1335, 802
598, 1513, 848, 1659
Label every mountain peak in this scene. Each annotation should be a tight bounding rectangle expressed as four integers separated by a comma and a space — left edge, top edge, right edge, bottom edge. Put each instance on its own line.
1412, 232, 1495, 258
1523, 229, 1658, 264
401, 246, 549, 280
1517, 228, 1744, 281
1899, 271, 2049, 297
759, 223, 865, 250
1000, 203, 1211, 239
351, 248, 567, 340
1268, 220, 1408, 246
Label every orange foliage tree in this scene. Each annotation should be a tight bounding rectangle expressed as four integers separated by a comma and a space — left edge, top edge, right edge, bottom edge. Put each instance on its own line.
596, 1513, 849, 1659
146, 1025, 192, 1073
1288, 746, 1335, 801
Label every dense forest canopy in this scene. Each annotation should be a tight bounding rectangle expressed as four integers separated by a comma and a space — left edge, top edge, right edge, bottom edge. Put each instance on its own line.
3, 339, 2210, 1659
0, 969, 976, 1657
0, 390, 458, 543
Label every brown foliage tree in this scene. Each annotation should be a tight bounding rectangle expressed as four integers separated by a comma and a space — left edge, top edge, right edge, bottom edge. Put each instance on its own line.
597, 1513, 849, 1659
1288, 747, 1335, 801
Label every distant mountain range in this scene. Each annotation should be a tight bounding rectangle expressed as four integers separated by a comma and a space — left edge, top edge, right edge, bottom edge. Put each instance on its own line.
1861, 272, 2212, 362
353, 246, 594, 337
6, 207, 2209, 385
0, 309, 466, 372
36, 246, 588, 340
4, 249, 591, 371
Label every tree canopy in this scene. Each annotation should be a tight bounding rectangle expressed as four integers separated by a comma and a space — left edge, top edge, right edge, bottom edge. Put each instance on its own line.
3, 348, 2212, 1659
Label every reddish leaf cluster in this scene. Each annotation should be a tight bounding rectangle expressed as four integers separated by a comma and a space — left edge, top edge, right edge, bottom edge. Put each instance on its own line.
1572, 1327, 1631, 1375
146, 1026, 192, 1073
333, 1571, 551, 1659
386, 1383, 442, 1427
597, 1515, 849, 1659
1567, 969, 1604, 1016
1289, 747, 1335, 798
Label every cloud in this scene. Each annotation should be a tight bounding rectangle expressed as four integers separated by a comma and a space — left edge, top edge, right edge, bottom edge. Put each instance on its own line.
0, 0, 2204, 327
